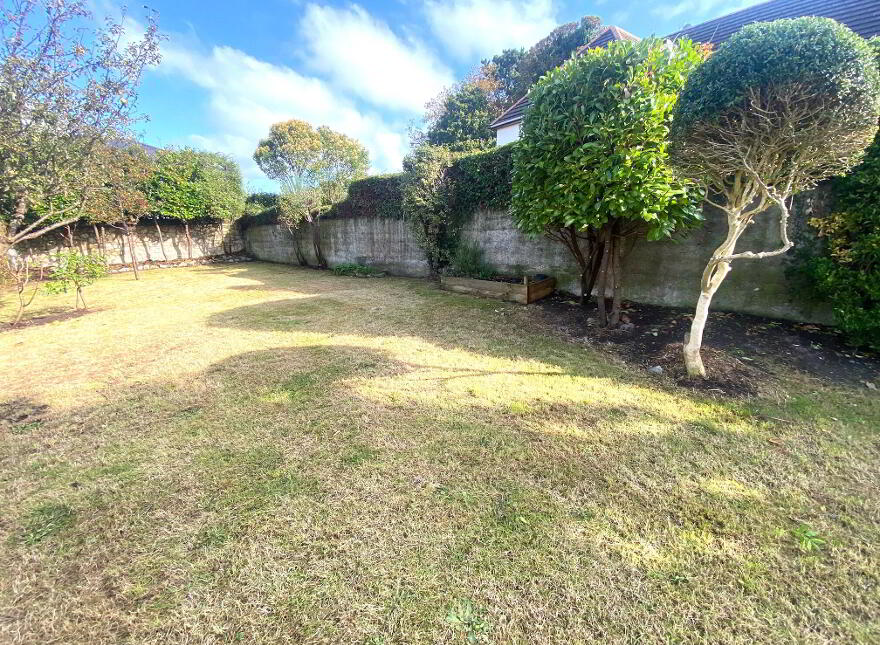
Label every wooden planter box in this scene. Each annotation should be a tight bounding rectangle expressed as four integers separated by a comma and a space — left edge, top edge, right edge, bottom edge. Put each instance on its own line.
440, 276, 556, 304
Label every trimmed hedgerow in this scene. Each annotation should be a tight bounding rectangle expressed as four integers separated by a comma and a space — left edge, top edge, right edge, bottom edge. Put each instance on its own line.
809, 130, 880, 350
326, 173, 406, 219
449, 143, 514, 214
238, 192, 280, 228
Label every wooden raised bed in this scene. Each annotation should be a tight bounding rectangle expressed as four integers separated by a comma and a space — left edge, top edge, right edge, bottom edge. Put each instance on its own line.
440, 275, 556, 304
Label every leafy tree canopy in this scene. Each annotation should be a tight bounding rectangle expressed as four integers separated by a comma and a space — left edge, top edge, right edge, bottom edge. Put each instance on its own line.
0, 0, 161, 250
149, 148, 245, 223
512, 16, 601, 100
513, 37, 705, 239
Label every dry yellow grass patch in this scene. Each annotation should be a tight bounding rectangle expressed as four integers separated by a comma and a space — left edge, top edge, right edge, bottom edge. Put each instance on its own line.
1, 262, 878, 643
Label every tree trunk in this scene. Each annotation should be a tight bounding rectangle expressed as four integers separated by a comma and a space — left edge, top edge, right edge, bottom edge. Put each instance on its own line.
184, 221, 193, 260
123, 222, 140, 280
683, 215, 749, 377
153, 217, 168, 260
585, 234, 603, 307
7, 196, 29, 240
609, 231, 623, 327
288, 225, 308, 266
76, 286, 87, 309
595, 227, 612, 327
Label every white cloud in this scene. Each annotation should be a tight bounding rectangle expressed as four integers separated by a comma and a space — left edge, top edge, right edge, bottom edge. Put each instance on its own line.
423, 0, 558, 61
151, 35, 408, 186
299, 3, 454, 114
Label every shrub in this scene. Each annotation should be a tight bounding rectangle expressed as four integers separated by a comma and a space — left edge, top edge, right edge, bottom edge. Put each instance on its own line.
669, 18, 880, 376
402, 145, 462, 277
328, 174, 406, 219
332, 263, 384, 277
45, 251, 107, 309
513, 37, 706, 325
809, 131, 880, 350
449, 242, 496, 279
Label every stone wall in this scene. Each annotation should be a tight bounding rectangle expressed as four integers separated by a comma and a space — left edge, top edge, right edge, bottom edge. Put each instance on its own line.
19, 220, 244, 267
245, 190, 832, 323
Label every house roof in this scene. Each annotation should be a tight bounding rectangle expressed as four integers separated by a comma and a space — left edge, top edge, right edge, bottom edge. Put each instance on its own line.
576, 25, 641, 54
665, 0, 880, 45
489, 25, 639, 129
490, 0, 880, 130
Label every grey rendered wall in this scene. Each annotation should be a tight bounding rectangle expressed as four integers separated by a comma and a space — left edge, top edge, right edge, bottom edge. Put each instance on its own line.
243, 188, 832, 323
20, 220, 244, 267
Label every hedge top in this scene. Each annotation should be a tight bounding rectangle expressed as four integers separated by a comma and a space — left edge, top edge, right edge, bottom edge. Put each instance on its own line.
672, 17, 880, 136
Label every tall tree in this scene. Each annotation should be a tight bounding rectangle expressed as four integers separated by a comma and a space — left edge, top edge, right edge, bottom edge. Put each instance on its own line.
253, 120, 368, 267
480, 48, 526, 110
513, 38, 706, 326
423, 80, 498, 151
669, 18, 880, 377
513, 16, 601, 99
0, 0, 161, 257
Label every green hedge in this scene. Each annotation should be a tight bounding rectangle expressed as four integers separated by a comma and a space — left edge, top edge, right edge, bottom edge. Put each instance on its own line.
450, 143, 514, 214
326, 173, 405, 219
239, 145, 514, 229
238, 192, 280, 228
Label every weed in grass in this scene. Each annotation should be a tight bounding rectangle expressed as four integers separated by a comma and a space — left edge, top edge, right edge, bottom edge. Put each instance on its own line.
332, 263, 384, 277
445, 599, 491, 644
195, 523, 234, 549
19, 503, 75, 545
11, 420, 42, 434
341, 444, 379, 467
793, 524, 826, 553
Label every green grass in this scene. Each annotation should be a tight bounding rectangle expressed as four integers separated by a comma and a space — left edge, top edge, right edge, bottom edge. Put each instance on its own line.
0, 262, 878, 643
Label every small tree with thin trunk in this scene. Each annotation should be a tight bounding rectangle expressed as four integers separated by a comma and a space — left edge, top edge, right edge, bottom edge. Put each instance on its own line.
45, 251, 107, 310
254, 120, 368, 268
87, 144, 153, 279
512, 38, 706, 326
669, 18, 880, 377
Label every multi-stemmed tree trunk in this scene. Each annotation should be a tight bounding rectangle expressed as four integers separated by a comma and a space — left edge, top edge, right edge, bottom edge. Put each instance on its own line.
548, 221, 636, 327
669, 19, 879, 377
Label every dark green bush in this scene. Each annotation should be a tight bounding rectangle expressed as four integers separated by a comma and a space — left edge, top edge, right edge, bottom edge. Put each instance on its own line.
450, 144, 514, 214
239, 192, 280, 228
327, 173, 405, 219
809, 131, 880, 350
332, 263, 384, 277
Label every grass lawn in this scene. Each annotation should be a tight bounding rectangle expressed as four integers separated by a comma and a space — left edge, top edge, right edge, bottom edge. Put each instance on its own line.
1, 262, 878, 643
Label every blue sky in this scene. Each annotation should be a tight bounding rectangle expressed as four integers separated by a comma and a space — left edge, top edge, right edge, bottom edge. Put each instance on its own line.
108, 0, 762, 191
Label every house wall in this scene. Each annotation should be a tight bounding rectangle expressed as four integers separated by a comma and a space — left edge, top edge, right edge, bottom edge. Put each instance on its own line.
18, 220, 244, 267
495, 123, 521, 145
243, 186, 833, 324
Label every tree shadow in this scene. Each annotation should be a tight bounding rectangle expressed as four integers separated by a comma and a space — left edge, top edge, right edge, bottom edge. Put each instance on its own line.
2, 336, 875, 642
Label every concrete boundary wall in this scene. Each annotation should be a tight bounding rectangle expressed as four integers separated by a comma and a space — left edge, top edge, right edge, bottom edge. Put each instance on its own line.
244, 187, 833, 324
19, 220, 244, 267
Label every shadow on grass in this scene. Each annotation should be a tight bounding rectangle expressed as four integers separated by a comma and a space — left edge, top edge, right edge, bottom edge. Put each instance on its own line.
1, 307, 103, 332
2, 263, 877, 641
